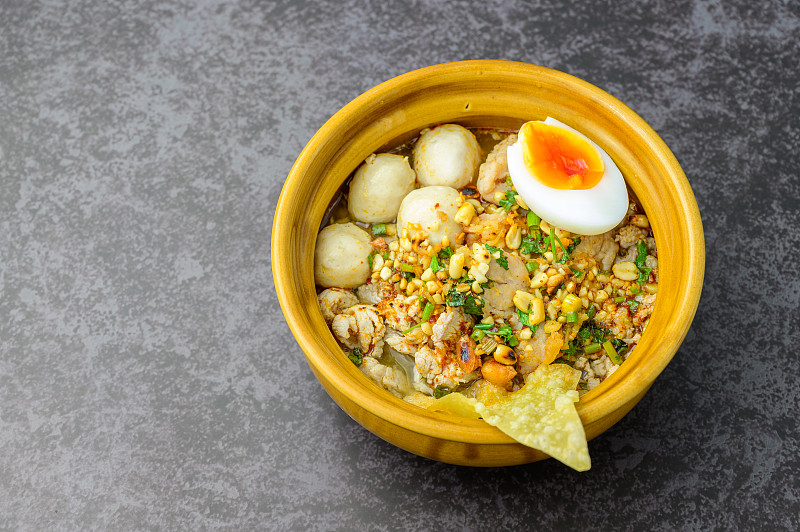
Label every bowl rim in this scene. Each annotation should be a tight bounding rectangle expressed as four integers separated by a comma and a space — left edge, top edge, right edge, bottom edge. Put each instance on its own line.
272, 59, 705, 446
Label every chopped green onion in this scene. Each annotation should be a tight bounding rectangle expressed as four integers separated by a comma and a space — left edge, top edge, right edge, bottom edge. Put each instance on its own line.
473, 323, 495, 331
527, 211, 541, 228
587, 305, 597, 320
398, 263, 415, 273
402, 322, 422, 334
569, 266, 583, 278
497, 325, 514, 337
602, 341, 623, 364
348, 348, 363, 366
564, 312, 578, 323
433, 385, 452, 399
614, 296, 625, 303
478, 337, 498, 355
562, 294, 582, 313
421, 302, 434, 322
553, 232, 569, 263
541, 232, 553, 255
525, 262, 538, 273
584, 343, 601, 354
372, 223, 386, 236
367, 252, 374, 270
470, 329, 486, 342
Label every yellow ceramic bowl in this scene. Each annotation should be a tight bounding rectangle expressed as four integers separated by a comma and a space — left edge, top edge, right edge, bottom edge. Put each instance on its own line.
272, 60, 704, 467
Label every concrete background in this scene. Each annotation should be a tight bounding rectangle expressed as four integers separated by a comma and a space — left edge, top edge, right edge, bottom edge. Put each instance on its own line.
1, 0, 798, 529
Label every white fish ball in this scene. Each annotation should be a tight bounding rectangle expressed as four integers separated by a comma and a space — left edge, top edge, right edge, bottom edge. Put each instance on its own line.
314, 223, 372, 288
348, 153, 416, 223
412, 124, 482, 188
396, 186, 462, 247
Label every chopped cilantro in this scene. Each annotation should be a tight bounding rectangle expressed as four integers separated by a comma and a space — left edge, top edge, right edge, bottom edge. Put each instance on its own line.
485, 244, 509, 270
566, 237, 581, 254
438, 246, 454, 261
635, 241, 647, 267
446, 285, 484, 315
592, 327, 607, 344
430, 254, 442, 273
563, 340, 579, 359
627, 299, 640, 312
635, 241, 652, 284
463, 295, 484, 315
569, 266, 583, 278
518, 308, 530, 327
520, 230, 546, 255
614, 339, 630, 357
367, 252, 375, 270
499, 190, 517, 211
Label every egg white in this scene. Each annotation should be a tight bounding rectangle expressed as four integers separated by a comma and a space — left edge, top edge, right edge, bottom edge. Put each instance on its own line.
507, 117, 628, 235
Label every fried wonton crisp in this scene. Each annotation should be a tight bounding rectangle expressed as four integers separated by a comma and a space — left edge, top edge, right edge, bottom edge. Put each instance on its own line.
423, 364, 591, 471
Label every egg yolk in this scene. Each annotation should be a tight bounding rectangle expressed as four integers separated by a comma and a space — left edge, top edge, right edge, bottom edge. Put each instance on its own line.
520, 121, 604, 190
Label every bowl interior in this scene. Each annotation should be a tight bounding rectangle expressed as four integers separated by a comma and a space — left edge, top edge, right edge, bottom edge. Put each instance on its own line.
272, 60, 704, 452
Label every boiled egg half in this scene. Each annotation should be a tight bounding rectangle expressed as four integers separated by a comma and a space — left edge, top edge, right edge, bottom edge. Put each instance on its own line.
507, 117, 628, 235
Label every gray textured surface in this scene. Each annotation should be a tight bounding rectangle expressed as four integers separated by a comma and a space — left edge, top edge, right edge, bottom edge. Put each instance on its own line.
1, 0, 798, 529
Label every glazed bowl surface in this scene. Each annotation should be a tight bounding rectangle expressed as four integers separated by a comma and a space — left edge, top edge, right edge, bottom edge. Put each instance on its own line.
272, 60, 704, 467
